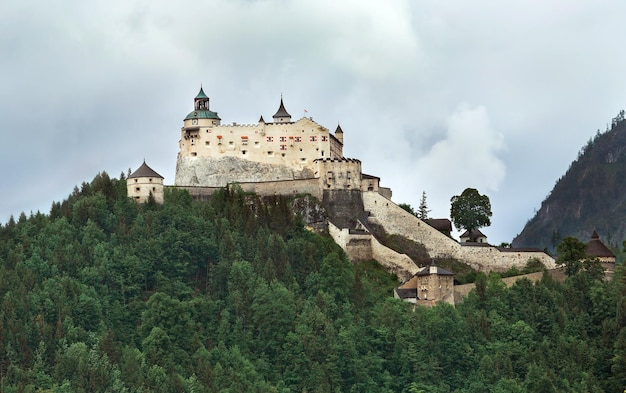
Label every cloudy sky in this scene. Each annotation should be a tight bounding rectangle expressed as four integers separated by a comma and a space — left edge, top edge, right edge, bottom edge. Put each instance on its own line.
2, 0, 626, 245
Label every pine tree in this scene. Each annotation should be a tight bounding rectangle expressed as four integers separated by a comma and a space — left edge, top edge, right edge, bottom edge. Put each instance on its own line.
417, 191, 430, 220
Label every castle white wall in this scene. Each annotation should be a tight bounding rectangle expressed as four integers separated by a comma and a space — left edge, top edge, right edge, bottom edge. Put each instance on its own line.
178, 117, 343, 176
127, 177, 164, 204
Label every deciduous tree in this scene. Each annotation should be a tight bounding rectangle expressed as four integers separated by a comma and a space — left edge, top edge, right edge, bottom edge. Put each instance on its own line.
450, 188, 492, 239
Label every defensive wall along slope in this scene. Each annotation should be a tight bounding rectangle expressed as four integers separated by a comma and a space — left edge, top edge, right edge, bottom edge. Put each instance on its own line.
328, 221, 419, 281
361, 191, 556, 272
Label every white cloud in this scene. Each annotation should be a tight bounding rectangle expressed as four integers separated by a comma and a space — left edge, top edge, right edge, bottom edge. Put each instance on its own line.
417, 105, 505, 194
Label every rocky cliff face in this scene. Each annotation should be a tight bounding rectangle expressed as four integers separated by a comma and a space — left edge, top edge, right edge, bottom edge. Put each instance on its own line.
512, 113, 626, 251
175, 156, 315, 186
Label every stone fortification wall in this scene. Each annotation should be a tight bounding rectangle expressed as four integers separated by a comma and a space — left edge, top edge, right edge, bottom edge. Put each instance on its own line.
322, 189, 365, 229
175, 156, 315, 187
328, 222, 418, 281
316, 158, 362, 190
454, 268, 567, 303
362, 191, 556, 272
363, 191, 461, 258
174, 178, 322, 201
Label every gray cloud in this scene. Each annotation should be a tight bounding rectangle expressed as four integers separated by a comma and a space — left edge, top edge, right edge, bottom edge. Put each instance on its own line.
2, 0, 626, 245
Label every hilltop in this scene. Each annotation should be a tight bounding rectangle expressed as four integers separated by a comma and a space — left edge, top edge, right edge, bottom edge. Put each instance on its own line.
1, 173, 625, 391
512, 111, 626, 252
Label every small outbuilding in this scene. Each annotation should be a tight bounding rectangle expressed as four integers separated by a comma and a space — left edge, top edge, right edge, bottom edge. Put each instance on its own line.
459, 228, 487, 243
394, 261, 456, 307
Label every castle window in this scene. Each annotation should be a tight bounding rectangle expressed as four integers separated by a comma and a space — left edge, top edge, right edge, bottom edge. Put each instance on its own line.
254, 141, 260, 148
300, 158, 306, 162
134, 179, 138, 183
280, 144, 287, 150
242, 150, 247, 155
149, 178, 152, 182
280, 136, 287, 142
152, 187, 156, 192
321, 151, 324, 156
267, 151, 274, 157
322, 136, 328, 142
135, 187, 140, 192
310, 136, 317, 142
192, 152, 197, 156
266, 136, 273, 142
281, 153, 286, 157
205, 141, 210, 146
295, 136, 302, 142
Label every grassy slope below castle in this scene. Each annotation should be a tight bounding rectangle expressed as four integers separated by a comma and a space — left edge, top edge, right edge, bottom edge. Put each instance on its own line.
0, 172, 625, 391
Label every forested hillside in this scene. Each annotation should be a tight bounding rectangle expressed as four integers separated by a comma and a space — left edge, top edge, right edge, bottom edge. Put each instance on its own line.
1, 172, 626, 392
513, 111, 626, 252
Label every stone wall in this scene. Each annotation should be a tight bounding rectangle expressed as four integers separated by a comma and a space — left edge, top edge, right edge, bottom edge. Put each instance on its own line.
317, 158, 362, 190
328, 222, 418, 281
175, 178, 322, 201
178, 117, 342, 175
127, 177, 164, 204
175, 156, 316, 187
453, 267, 568, 303
362, 191, 556, 272
322, 189, 365, 229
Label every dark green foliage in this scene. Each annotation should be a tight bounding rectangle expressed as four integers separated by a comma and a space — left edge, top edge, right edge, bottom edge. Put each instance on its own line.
450, 187, 492, 237
0, 172, 623, 391
514, 111, 626, 251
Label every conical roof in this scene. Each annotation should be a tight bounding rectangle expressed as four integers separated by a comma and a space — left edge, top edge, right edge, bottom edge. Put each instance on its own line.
129, 161, 164, 179
586, 231, 615, 258
273, 97, 291, 119
335, 124, 344, 133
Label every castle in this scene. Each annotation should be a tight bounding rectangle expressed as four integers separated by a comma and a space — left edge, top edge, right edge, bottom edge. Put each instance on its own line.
173, 87, 391, 199
128, 88, 559, 303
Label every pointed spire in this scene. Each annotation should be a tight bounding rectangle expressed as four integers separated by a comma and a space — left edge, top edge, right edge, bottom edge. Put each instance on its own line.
259, 115, 265, 123
335, 124, 344, 134
273, 95, 291, 122
195, 86, 208, 99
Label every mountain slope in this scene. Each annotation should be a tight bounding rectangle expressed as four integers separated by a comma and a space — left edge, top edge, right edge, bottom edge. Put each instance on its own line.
512, 111, 626, 251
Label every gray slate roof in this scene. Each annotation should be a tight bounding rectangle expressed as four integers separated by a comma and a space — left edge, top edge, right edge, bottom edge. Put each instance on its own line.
129, 161, 164, 179
586, 231, 615, 258
273, 97, 291, 118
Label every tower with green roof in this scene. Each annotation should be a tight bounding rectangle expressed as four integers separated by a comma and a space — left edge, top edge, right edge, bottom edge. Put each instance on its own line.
185, 87, 221, 126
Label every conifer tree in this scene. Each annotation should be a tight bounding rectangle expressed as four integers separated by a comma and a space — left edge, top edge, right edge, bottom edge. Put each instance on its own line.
417, 191, 430, 220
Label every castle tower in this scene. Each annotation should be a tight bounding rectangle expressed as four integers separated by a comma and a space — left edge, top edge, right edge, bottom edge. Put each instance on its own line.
272, 96, 291, 123
335, 124, 344, 145
127, 161, 164, 204
185, 87, 221, 127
